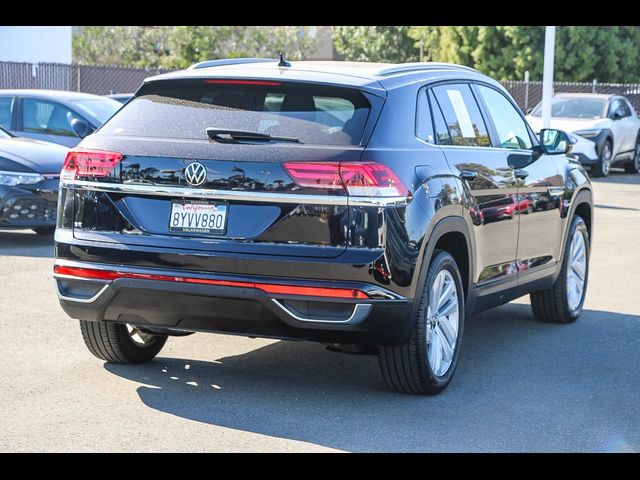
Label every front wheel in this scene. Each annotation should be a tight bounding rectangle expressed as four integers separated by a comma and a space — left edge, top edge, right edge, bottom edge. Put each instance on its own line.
530, 215, 589, 323
592, 139, 612, 177
624, 135, 640, 174
378, 250, 465, 395
80, 320, 168, 363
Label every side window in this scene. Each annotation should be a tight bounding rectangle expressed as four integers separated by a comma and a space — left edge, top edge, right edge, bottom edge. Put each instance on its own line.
608, 98, 622, 117
476, 85, 533, 150
620, 99, 632, 117
0, 97, 12, 129
431, 84, 490, 147
416, 88, 435, 143
428, 90, 452, 145
22, 98, 81, 137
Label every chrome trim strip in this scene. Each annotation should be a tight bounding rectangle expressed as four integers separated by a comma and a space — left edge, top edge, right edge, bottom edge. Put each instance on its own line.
61, 180, 410, 207
54, 280, 110, 304
271, 299, 372, 324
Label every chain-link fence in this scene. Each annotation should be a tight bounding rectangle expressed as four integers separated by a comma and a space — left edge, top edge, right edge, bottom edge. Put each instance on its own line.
0, 61, 175, 94
2, 61, 640, 113
502, 80, 640, 113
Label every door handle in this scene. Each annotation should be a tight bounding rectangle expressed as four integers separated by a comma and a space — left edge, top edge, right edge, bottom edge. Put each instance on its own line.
460, 170, 478, 181
514, 169, 529, 180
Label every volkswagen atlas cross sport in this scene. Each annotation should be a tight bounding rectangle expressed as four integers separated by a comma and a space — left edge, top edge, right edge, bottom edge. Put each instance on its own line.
54, 59, 594, 395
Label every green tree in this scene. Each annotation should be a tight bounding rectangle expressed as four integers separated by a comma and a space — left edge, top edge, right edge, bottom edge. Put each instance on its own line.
73, 26, 173, 68
73, 26, 319, 69
333, 26, 418, 62
404, 26, 640, 82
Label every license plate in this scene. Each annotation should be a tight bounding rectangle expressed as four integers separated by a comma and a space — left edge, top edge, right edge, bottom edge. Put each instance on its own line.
169, 201, 228, 235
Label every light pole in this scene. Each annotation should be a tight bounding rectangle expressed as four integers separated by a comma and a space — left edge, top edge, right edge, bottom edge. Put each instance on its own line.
541, 26, 556, 130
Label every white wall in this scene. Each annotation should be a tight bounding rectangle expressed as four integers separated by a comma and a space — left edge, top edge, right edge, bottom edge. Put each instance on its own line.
0, 26, 72, 64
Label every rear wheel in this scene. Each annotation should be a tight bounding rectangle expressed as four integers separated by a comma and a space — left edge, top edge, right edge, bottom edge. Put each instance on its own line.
378, 250, 465, 395
79, 320, 167, 363
530, 215, 589, 324
624, 135, 640, 174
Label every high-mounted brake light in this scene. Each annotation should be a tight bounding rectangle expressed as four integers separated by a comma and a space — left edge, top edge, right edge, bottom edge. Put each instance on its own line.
204, 79, 281, 86
283, 162, 410, 197
61, 149, 123, 180
53, 265, 370, 300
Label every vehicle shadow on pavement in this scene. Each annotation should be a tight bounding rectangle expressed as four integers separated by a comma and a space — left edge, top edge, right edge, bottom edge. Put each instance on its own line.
105, 303, 640, 452
0, 230, 54, 258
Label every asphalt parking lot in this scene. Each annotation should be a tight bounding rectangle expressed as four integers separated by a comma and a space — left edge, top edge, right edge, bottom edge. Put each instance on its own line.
1, 172, 639, 452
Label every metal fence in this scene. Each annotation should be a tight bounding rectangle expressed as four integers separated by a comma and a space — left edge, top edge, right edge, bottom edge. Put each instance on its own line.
0, 61, 175, 94
2, 61, 640, 113
502, 80, 640, 113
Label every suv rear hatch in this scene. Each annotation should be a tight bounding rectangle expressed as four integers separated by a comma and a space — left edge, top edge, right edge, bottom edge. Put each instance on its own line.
67, 77, 389, 258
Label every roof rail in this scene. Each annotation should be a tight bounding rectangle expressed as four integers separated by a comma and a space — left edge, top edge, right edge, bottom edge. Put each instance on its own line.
187, 58, 277, 70
376, 62, 478, 77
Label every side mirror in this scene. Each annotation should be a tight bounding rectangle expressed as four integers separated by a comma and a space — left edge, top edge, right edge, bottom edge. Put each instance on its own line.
610, 109, 624, 120
70, 118, 89, 138
539, 128, 576, 155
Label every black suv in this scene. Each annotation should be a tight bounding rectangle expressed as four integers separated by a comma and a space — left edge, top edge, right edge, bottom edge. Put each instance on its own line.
54, 60, 593, 395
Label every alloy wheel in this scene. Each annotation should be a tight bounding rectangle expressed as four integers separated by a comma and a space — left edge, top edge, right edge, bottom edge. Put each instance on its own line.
426, 270, 460, 377
566, 230, 587, 311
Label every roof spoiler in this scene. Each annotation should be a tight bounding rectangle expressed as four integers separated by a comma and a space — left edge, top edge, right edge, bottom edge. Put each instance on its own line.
187, 58, 277, 70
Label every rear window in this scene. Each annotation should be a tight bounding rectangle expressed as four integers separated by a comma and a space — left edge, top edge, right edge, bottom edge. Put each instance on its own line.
98, 79, 371, 146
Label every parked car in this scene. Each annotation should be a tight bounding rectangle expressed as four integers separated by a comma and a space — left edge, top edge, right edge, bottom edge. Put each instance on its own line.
479, 193, 532, 224
526, 93, 640, 176
53, 59, 593, 395
0, 90, 122, 148
106, 93, 134, 105
0, 126, 68, 234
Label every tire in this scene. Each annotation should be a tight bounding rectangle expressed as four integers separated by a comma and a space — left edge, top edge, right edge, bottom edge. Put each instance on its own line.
378, 250, 465, 395
623, 135, 640, 174
32, 226, 55, 235
592, 138, 612, 177
79, 320, 168, 363
530, 215, 589, 324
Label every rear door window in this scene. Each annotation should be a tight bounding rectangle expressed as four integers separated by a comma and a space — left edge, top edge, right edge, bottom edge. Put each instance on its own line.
431, 84, 490, 147
99, 80, 372, 146
22, 98, 81, 137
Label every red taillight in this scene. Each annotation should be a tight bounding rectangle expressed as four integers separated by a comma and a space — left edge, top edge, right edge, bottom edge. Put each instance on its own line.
283, 162, 409, 197
53, 266, 369, 300
204, 79, 281, 86
61, 149, 123, 180
282, 162, 343, 190
340, 163, 409, 197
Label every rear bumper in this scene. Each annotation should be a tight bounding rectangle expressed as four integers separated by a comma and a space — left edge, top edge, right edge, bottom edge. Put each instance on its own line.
54, 260, 413, 346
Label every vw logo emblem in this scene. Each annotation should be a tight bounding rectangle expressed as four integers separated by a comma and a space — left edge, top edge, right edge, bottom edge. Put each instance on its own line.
184, 162, 207, 187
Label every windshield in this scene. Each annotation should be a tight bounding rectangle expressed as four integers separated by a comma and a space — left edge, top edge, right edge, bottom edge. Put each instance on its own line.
530, 97, 607, 119
69, 98, 121, 125
98, 79, 371, 146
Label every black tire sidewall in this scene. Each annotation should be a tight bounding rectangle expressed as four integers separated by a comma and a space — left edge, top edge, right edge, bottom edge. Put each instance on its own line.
416, 251, 466, 389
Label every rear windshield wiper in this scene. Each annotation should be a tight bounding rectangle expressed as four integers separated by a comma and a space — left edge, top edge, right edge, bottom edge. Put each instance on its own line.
206, 128, 300, 144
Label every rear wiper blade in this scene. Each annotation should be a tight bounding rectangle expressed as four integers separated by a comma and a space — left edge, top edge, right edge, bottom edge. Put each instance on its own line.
206, 128, 300, 143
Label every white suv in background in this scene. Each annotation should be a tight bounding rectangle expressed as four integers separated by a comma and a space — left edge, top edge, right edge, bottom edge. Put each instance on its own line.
526, 93, 640, 177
